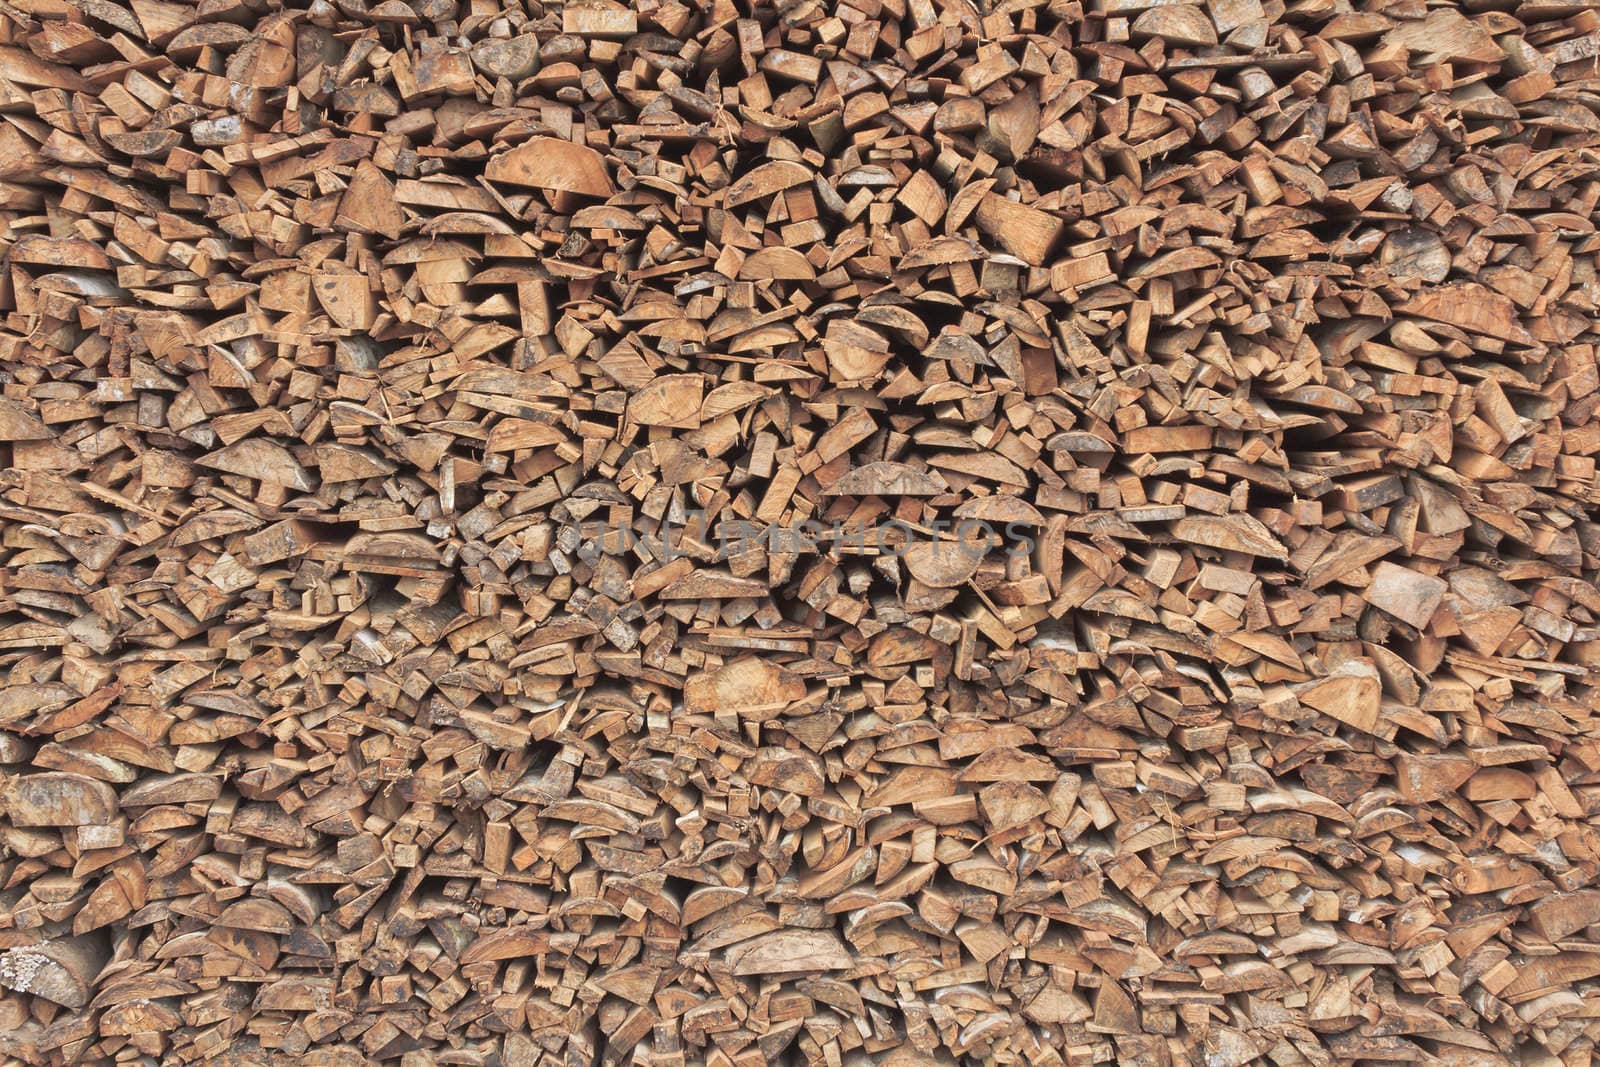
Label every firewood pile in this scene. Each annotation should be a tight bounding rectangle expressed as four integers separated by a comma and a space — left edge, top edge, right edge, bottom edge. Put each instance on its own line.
4, 0, 1600, 1062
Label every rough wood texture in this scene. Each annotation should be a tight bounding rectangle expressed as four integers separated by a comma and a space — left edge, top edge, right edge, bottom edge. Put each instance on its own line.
1, 0, 1600, 1065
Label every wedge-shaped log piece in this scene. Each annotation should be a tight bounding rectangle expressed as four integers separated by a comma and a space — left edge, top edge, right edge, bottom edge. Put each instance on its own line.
628, 374, 704, 428
1366, 561, 1447, 628
727, 161, 813, 206
902, 526, 997, 587
563, 0, 636, 37
1173, 515, 1288, 559
685, 657, 805, 719
1297, 661, 1382, 734
199, 438, 316, 491
0, 936, 108, 1008
727, 930, 852, 975
337, 160, 404, 239
3, 772, 117, 826
1132, 5, 1216, 44
1380, 8, 1501, 63
826, 462, 947, 496
739, 246, 816, 281
460, 926, 558, 964
486, 137, 614, 197
0, 398, 51, 440
1399, 283, 1536, 345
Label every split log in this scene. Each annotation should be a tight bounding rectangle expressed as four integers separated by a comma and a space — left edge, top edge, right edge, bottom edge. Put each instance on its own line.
0, 0, 1597, 1065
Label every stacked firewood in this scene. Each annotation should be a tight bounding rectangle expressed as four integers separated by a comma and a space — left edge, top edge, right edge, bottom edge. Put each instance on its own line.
2, 0, 1600, 1062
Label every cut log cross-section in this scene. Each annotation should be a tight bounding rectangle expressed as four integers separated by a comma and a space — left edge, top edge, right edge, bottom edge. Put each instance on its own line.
0, 1, 1596, 1066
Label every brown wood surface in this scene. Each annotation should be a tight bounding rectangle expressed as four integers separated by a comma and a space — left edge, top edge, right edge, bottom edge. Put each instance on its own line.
0, 0, 1598, 1065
